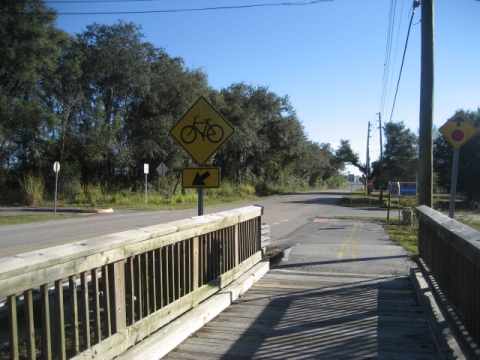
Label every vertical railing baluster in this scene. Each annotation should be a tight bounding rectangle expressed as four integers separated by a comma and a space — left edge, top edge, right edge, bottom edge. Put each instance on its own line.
150, 250, 156, 311
102, 265, 112, 338
7, 295, 19, 360
193, 237, 199, 291
54, 279, 66, 360
40, 284, 52, 359
81, 271, 91, 350
23, 289, 35, 360
108, 261, 126, 334
69, 275, 79, 355
134, 255, 142, 320
91, 268, 102, 344
143, 253, 150, 316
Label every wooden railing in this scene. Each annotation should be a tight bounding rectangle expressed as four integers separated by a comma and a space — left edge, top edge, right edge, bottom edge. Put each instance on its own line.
417, 205, 480, 350
0, 205, 265, 359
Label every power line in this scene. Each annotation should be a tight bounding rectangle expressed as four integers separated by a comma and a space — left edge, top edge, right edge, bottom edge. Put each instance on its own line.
388, 0, 419, 123
379, 0, 396, 119
36, 0, 333, 15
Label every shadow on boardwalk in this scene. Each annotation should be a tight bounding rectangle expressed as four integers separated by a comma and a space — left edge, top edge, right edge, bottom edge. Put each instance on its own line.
166, 270, 438, 359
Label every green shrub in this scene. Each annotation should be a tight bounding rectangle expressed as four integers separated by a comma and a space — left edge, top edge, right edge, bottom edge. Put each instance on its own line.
84, 184, 103, 206
20, 174, 45, 206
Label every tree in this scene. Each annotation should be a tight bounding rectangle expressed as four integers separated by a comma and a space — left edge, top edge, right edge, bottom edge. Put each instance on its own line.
373, 121, 418, 184
75, 21, 158, 186
0, 0, 65, 188
125, 53, 210, 186
295, 141, 336, 186
213, 83, 308, 189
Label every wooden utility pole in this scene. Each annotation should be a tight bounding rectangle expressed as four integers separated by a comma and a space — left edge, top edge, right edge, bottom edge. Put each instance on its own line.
378, 113, 384, 203
418, 0, 434, 207
366, 121, 371, 196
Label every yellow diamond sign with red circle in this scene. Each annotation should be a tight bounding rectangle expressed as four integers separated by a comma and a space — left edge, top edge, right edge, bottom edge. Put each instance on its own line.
170, 97, 235, 165
439, 114, 477, 149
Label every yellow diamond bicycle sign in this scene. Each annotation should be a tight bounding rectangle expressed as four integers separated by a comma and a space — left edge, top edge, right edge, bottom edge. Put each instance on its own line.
170, 97, 235, 165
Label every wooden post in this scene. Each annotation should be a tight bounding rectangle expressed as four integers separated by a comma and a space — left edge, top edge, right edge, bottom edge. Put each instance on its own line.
24, 290, 35, 360
193, 237, 200, 290
8, 296, 19, 359
40, 285, 52, 359
418, 0, 434, 206
54, 280, 66, 360
234, 224, 239, 266
109, 261, 126, 333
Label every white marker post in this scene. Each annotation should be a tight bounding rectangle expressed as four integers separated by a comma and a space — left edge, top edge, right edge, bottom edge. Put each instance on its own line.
53, 162, 60, 215
144, 164, 149, 206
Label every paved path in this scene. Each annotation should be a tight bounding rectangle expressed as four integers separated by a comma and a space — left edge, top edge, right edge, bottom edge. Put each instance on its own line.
164, 219, 441, 359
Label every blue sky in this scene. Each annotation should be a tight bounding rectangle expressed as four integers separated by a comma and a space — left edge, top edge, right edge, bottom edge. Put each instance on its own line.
49, 0, 480, 175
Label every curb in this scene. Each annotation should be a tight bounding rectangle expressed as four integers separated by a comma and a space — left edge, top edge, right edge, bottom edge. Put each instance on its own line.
0, 207, 114, 214
81, 208, 114, 214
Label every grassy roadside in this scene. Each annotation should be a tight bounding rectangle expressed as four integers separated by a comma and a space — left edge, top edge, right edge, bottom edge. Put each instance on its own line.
0, 213, 82, 226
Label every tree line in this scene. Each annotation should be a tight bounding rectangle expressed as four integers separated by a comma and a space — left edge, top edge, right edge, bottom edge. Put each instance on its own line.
2, 1, 478, 205
1, 1, 355, 204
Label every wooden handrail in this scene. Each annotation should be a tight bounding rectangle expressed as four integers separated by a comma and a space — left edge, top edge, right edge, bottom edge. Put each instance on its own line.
0, 205, 264, 359
417, 205, 480, 350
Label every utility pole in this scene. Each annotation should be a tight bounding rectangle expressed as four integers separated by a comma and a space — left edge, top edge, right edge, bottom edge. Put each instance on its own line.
378, 113, 384, 203
418, 0, 434, 206
366, 121, 371, 196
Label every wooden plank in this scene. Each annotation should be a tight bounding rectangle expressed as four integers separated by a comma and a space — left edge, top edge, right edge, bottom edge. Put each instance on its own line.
81, 271, 91, 350
69, 275, 80, 355
91, 268, 102, 343
109, 261, 126, 333
165, 270, 439, 360
7, 295, 19, 359
54, 279, 66, 360
40, 284, 52, 359
23, 289, 35, 360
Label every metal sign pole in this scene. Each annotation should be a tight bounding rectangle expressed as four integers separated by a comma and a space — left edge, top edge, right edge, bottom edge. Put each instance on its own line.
448, 148, 460, 218
53, 162, 60, 215
198, 188, 204, 216
54, 171, 58, 215
144, 163, 149, 206
145, 173, 148, 206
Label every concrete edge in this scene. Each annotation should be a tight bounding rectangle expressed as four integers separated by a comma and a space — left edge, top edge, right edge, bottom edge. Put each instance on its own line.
0, 207, 113, 214
117, 260, 270, 360
411, 264, 480, 359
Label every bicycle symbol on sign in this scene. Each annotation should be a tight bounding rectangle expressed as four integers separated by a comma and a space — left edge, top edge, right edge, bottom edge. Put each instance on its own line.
180, 116, 224, 144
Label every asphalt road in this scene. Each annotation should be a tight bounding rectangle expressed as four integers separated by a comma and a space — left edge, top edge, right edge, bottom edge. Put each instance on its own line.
0, 184, 388, 258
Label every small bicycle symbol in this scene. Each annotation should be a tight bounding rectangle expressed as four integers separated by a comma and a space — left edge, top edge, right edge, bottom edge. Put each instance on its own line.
181, 116, 224, 144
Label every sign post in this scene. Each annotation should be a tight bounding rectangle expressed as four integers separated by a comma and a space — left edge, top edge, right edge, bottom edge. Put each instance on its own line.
156, 162, 169, 202
144, 164, 149, 206
53, 162, 60, 215
367, 180, 373, 206
439, 114, 478, 218
170, 97, 234, 215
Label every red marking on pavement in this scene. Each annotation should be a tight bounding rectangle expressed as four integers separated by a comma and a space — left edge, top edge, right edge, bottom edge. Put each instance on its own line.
313, 218, 328, 223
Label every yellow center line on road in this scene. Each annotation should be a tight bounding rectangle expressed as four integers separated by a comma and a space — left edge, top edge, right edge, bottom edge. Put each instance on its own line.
350, 223, 363, 261
336, 223, 357, 261
336, 223, 364, 261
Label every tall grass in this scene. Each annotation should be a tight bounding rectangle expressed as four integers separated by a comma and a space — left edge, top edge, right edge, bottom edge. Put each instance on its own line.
20, 174, 45, 206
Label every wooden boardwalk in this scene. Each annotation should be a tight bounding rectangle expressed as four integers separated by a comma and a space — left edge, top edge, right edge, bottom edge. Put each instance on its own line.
164, 269, 439, 359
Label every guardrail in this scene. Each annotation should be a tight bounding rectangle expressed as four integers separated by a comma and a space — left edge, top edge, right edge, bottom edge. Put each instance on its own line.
0, 205, 266, 359
417, 205, 480, 351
